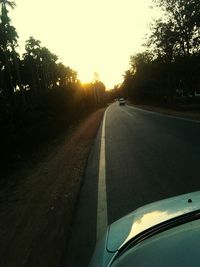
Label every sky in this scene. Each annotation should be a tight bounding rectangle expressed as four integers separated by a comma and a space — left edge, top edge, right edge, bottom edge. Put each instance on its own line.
10, 0, 159, 89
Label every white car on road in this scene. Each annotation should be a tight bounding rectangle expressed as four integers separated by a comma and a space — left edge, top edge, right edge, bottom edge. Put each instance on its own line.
118, 98, 126, 105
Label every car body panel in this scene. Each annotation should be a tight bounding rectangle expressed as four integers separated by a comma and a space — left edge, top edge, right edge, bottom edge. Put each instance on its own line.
90, 191, 200, 267
111, 219, 200, 267
107, 191, 200, 252
89, 232, 115, 267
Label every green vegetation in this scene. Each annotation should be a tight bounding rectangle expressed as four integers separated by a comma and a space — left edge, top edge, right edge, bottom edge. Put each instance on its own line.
120, 0, 200, 106
0, 1, 106, 177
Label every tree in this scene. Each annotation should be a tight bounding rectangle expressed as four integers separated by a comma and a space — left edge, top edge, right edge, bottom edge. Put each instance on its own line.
148, 20, 179, 61
0, 0, 19, 114
150, 0, 200, 57
21, 37, 42, 100
22, 37, 59, 102
0, 0, 16, 12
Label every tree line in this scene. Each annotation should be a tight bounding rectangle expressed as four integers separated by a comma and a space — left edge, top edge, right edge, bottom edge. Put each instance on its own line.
0, 0, 106, 125
120, 0, 200, 106
0, 0, 106, 171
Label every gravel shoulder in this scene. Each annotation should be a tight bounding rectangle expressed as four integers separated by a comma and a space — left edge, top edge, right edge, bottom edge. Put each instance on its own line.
0, 108, 105, 267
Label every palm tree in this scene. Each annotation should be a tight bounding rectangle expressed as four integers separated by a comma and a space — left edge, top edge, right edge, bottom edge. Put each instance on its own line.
0, 0, 18, 112
0, 0, 16, 26
0, 0, 16, 14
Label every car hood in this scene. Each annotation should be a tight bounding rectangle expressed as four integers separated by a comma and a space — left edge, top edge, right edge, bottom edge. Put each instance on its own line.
107, 191, 200, 252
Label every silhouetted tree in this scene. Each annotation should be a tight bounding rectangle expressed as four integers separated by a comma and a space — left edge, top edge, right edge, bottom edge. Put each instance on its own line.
150, 0, 200, 57
0, 0, 19, 114
121, 0, 200, 106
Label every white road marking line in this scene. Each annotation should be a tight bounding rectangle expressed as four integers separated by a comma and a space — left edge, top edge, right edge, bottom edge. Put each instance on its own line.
128, 105, 200, 123
120, 107, 133, 117
97, 108, 108, 241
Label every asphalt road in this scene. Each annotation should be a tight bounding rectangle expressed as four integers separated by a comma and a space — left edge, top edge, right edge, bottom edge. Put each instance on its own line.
64, 103, 200, 267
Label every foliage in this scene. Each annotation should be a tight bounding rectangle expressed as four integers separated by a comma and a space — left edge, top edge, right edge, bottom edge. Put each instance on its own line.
0, 2, 106, 120
120, 0, 200, 106
0, 1, 107, 169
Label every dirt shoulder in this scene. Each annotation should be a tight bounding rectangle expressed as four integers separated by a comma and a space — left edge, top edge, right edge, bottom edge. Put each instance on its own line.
0, 108, 105, 267
132, 104, 200, 121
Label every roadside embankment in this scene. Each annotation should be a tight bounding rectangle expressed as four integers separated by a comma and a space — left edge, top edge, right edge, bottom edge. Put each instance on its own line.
0, 108, 105, 267
132, 104, 200, 121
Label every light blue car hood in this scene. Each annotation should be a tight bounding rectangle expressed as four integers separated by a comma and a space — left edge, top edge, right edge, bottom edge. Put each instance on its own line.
107, 191, 200, 252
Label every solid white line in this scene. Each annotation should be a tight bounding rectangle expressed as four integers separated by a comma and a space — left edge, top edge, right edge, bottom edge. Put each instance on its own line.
97, 108, 108, 241
128, 105, 200, 123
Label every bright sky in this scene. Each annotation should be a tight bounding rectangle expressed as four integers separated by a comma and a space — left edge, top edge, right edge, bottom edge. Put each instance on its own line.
10, 0, 158, 89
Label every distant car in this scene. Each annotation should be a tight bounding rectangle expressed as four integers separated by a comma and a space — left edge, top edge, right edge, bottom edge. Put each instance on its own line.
118, 98, 126, 105
90, 191, 200, 267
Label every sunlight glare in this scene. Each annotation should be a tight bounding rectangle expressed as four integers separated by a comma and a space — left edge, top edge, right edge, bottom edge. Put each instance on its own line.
11, 0, 159, 88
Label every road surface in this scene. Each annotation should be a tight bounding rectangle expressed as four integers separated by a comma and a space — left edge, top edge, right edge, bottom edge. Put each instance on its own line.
64, 103, 200, 266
